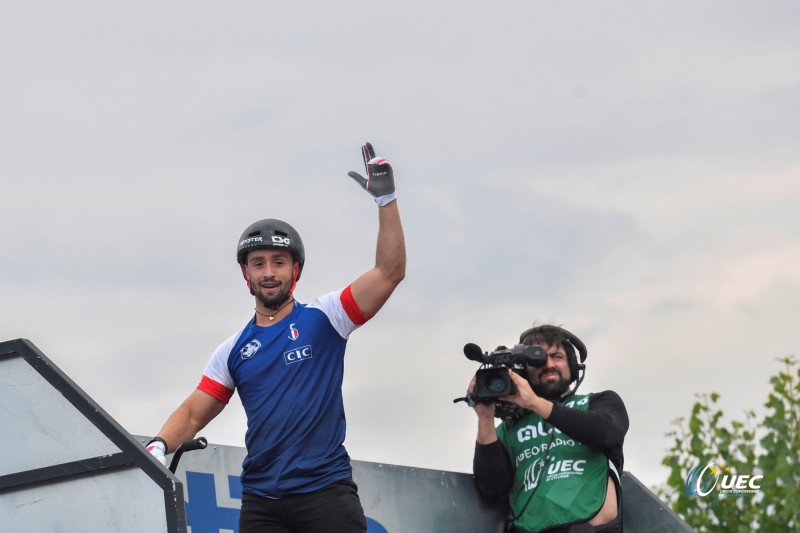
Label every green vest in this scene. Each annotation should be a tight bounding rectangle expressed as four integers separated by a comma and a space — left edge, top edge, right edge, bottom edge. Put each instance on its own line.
497, 393, 610, 533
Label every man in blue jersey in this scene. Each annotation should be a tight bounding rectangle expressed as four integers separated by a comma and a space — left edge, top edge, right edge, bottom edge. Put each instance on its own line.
470, 325, 628, 533
146, 142, 406, 533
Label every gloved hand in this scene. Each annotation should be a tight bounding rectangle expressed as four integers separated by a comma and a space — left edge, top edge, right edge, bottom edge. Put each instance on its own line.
348, 142, 397, 207
146, 437, 167, 466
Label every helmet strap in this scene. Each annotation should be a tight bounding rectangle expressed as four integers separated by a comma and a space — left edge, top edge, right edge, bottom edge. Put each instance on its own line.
288, 263, 299, 294
240, 263, 251, 289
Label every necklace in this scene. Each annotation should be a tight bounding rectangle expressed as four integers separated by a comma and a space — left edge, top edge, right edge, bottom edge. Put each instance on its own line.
255, 297, 294, 321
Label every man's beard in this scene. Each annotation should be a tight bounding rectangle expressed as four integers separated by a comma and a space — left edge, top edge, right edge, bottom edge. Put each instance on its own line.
254, 282, 292, 308
532, 376, 571, 401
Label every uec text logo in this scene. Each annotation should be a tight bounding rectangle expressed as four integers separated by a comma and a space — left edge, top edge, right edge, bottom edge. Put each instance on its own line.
685, 462, 762, 497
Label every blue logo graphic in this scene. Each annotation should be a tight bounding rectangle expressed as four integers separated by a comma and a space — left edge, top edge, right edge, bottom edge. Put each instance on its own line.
685, 463, 719, 497
185, 471, 241, 533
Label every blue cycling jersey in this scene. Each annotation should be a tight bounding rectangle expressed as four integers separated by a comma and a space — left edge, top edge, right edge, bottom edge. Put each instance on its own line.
199, 287, 367, 497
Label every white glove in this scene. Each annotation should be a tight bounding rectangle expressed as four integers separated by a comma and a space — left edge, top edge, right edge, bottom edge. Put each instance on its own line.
146, 437, 167, 466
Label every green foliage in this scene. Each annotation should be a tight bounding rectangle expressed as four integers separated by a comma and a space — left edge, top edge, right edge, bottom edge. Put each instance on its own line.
658, 356, 799, 532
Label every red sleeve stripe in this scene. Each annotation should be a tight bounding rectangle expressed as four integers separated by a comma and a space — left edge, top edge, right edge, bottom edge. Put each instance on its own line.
341, 285, 370, 326
198, 375, 234, 404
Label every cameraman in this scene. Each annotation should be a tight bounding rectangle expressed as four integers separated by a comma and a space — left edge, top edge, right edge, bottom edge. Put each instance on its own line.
470, 325, 629, 533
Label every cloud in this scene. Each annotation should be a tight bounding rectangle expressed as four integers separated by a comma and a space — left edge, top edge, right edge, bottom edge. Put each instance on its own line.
2, 1, 799, 494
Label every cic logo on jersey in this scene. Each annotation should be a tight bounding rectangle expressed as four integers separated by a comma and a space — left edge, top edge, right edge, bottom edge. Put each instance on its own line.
284, 345, 312, 365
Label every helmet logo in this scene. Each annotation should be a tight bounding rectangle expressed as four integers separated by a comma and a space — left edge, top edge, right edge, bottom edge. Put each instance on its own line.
239, 236, 264, 246
271, 236, 291, 246
240, 339, 262, 360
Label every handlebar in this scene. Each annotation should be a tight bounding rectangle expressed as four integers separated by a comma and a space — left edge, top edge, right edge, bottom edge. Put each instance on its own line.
168, 436, 208, 473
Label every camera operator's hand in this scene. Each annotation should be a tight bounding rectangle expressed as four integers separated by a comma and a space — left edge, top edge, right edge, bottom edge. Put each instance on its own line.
469, 376, 499, 445
502, 370, 554, 420
468, 376, 496, 419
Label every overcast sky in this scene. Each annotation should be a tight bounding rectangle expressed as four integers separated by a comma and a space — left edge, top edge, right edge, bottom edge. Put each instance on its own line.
3, 1, 799, 491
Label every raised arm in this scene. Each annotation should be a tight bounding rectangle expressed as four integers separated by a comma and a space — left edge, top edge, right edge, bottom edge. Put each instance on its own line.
347, 142, 406, 318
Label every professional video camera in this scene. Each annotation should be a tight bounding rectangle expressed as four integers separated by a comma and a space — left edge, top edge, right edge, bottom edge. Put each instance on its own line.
454, 342, 548, 420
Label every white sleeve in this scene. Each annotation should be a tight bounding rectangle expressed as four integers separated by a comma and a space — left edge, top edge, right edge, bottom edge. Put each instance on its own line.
201, 328, 244, 391
307, 288, 363, 340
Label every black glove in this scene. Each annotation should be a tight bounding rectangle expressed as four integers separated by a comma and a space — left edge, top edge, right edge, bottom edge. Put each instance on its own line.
348, 142, 397, 206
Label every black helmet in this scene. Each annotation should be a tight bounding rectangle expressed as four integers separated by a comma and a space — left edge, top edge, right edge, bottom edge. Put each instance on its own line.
236, 219, 305, 280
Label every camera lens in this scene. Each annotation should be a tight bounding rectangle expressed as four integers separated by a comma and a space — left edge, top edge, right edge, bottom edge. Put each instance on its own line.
485, 375, 508, 394
476, 367, 514, 398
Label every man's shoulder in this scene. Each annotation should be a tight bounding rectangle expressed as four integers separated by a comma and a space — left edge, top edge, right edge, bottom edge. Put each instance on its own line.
211, 320, 254, 359
588, 390, 627, 410
304, 288, 345, 311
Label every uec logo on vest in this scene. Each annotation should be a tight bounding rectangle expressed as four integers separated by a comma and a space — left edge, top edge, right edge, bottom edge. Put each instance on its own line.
284, 345, 312, 365
524, 458, 586, 491
685, 462, 762, 497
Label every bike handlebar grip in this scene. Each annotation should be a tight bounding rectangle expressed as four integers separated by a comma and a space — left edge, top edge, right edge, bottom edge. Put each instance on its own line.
182, 436, 207, 451
167, 436, 208, 473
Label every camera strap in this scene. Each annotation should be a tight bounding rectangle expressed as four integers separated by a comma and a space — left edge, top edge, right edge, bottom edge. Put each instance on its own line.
504, 428, 556, 532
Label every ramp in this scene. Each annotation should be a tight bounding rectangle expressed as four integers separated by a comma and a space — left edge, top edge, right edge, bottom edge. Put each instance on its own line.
153, 439, 508, 533
158, 438, 693, 533
1, 338, 693, 532
0, 338, 187, 532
